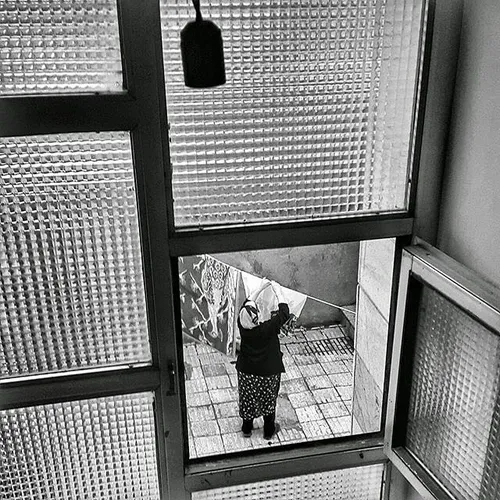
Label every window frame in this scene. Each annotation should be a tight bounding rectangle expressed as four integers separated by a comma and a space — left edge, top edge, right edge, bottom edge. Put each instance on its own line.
384, 240, 500, 500
0, 0, 464, 499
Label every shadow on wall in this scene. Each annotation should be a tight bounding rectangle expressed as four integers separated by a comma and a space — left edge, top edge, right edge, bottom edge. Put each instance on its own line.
215, 242, 360, 327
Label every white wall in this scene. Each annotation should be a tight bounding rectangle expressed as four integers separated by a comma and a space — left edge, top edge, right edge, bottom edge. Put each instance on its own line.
437, 0, 500, 289
403, 1, 500, 498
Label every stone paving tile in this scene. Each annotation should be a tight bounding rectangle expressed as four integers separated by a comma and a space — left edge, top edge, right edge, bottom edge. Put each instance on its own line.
316, 352, 346, 363
213, 401, 239, 419
222, 432, 254, 453
228, 373, 238, 387
198, 352, 224, 365
296, 405, 323, 423
196, 344, 216, 354
278, 425, 306, 444
189, 439, 197, 458
185, 378, 207, 394
322, 326, 346, 338
190, 404, 216, 422
298, 363, 325, 377
328, 372, 352, 387
321, 360, 350, 374
187, 365, 204, 380
184, 353, 200, 367
287, 391, 316, 408
284, 343, 306, 355
195, 435, 225, 456
280, 335, 296, 345
306, 374, 332, 390
311, 387, 342, 404
202, 363, 228, 377
206, 374, 231, 390
337, 385, 353, 401
301, 419, 332, 439
281, 365, 302, 380
210, 387, 238, 404
186, 391, 211, 407
343, 359, 354, 373
218, 416, 242, 434
319, 401, 350, 419
293, 353, 318, 366
328, 415, 351, 436
281, 378, 309, 394
191, 419, 220, 437
303, 329, 329, 341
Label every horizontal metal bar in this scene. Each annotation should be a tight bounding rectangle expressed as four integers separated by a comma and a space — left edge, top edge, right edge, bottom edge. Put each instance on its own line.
409, 241, 500, 333
386, 447, 453, 500
185, 436, 386, 492
169, 215, 414, 257
0, 365, 160, 410
0, 93, 139, 137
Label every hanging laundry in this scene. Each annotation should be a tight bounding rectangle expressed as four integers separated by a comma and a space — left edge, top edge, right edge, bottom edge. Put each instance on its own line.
179, 255, 309, 357
179, 255, 239, 355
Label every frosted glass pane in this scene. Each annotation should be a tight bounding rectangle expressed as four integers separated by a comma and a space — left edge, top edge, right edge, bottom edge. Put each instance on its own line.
161, 0, 426, 227
193, 464, 384, 500
0, 393, 160, 500
0, 0, 123, 95
0, 132, 150, 378
407, 286, 500, 500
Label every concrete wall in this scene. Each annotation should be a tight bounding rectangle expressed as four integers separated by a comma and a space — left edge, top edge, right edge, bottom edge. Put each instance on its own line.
215, 242, 359, 327
404, 1, 500, 498
352, 238, 395, 433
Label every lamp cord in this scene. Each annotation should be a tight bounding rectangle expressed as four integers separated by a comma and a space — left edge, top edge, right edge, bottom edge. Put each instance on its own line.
191, 0, 202, 21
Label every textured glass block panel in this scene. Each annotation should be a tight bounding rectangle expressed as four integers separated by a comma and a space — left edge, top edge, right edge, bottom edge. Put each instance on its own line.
193, 464, 383, 500
0, 132, 150, 378
0, 393, 160, 500
407, 286, 500, 500
0, 0, 123, 94
161, 0, 426, 227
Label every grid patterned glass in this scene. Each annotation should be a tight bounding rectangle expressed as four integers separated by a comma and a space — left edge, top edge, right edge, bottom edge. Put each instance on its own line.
0, 132, 150, 378
192, 464, 384, 500
0, 393, 160, 500
161, 0, 426, 227
0, 0, 123, 95
406, 286, 500, 500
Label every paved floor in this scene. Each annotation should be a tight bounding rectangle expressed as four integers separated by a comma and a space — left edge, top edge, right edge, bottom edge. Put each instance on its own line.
183, 324, 354, 459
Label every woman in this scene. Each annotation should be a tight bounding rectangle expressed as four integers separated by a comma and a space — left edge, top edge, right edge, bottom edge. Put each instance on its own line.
236, 279, 290, 440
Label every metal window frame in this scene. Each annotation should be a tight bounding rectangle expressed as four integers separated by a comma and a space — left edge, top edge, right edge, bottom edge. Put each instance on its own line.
384, 240, 500, 500
0, 0, 184, 498
0, 0, 465, 499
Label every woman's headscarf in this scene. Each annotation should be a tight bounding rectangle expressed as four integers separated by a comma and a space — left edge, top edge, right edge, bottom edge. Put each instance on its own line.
239, 300, 260, 329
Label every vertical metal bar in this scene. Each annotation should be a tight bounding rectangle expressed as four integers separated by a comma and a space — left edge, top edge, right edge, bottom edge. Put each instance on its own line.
379, 236, 411, 437
154, 0, 177, 237
407, 0, 435, 213
118, 0, 186, 498
411, 0, 464, 243
384, 251, 413, 452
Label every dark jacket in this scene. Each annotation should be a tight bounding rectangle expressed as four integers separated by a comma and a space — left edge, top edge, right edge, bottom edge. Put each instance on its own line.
236, 303, 290, 376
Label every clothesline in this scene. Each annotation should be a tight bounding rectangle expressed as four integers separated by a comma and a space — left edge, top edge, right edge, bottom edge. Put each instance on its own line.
306, 295, 356, 316
221, 258, 356, 316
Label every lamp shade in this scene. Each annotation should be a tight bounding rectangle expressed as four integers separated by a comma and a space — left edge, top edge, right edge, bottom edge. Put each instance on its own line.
181, 18, 226, 89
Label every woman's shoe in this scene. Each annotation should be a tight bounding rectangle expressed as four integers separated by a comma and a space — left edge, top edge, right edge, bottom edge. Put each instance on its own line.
263, 422, 280, 440
241, 420, 253, 437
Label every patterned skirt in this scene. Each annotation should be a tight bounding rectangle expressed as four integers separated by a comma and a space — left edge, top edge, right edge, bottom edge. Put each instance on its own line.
237, 371, 281, 420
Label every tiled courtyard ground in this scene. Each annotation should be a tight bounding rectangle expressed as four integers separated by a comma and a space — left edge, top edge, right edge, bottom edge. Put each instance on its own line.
183, 324, 354, 459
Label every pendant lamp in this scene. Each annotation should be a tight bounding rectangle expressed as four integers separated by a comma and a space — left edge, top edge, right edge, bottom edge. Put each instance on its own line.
180, 0, 226, 88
